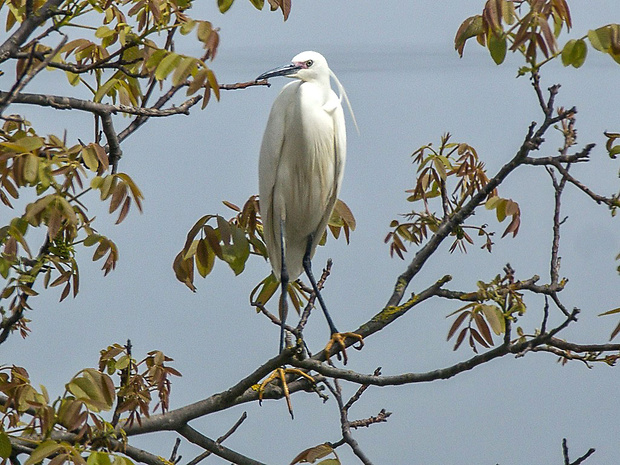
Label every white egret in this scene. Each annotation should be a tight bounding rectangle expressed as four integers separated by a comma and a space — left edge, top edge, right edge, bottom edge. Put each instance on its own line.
256, 51, 362, 361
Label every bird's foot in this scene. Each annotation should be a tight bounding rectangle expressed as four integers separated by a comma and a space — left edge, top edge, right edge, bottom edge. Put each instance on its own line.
257, 367, 315, 419
324, 332, 364, 365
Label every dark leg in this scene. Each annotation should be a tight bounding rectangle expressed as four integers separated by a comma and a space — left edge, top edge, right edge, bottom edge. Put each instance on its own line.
302, 235, 339, 335
279, 219, 289, 353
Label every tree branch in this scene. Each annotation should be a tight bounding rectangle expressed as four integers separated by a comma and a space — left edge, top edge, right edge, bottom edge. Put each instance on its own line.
291, 309, 582, 387
325, 380, 373, 465
177, 424, 266, 465
120, 348, 295, 436
0, 91, 201, 118
0, 0, 65, 64
185, 412, 248, 465
563, 438, 596, 465
0, 33, 68, 114
385, 93, 573, 311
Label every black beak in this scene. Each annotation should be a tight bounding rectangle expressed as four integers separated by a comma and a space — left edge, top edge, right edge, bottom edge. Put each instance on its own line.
256, 63, 301, 81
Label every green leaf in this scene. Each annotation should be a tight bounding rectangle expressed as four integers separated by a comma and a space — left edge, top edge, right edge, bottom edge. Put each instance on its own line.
66, 369, 115, 412
145, 49, 167, 70
454, 15, 484, 57
485, 196, 501, 210
95, 26, 115, 39
25, 440, 62, 465
87, 452, 112, 465
82, 145, 100, 172
111, 456, 134, 465
65, 71, 80, 86
196, 21, 212, 43
206, 69, 220, 100
249, 0, 264, 9
180, 19, 196, 35
562, 38, 587, 68
488, 32, 507, 65
1, 136, 43, 152
217, 0, 234, 13
195, 238, 215, 277
94, 77, 119, 103
588, 26, 611, 52
0, 432, 12, 459
480, 304, 505, 335
609, 145, 620, 159
23, 153, 39, 183
155, 52, 181, 81
251, 273, 279, 306
172, 56, 197, 86
290, 444, 334, 465
221, 226, 249, 275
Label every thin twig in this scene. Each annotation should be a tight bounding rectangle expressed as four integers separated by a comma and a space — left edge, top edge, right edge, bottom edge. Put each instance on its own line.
0, 33, 68, 114
177, 424, 266, 465
563, 438, 596, 465
185, 412, 249, 465
0, 91, 201, 118
325, 380, 373, 465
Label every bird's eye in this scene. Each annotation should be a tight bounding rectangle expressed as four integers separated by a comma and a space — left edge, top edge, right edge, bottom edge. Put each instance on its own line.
305, 60, 313, 68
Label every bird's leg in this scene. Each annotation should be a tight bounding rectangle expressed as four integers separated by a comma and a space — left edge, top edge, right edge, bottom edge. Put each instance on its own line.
279, 239, 288, 353
302, 236, 363, 365
279, 219, 289, 353
256, 220, 315, 419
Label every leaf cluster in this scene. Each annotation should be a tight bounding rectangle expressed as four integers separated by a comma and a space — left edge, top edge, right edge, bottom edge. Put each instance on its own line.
385, 133, 520, 257
0, 344, 180, 465
174, 196, 356, 302
218, 0, 291, 21
0, 118, 143, 336
454, 0, 620, 71
7, 0, 222, 106
446, 272, 525, 352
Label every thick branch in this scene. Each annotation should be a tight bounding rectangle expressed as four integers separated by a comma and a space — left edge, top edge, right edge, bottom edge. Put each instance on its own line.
100, 113, 122, 172
121, 348, 295, 436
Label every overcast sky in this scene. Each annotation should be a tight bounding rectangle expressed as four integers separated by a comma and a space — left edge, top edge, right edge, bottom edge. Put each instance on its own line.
4, 1, 620, 464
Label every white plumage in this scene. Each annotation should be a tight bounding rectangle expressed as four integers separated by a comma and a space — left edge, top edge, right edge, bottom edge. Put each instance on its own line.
258, 51, 347, 282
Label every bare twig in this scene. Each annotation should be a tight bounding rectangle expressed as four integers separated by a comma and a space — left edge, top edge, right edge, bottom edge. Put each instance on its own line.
343, 367, 381, 412
177, 424, 266, 465
220, 80, 270, 90
349, 409, 392, 429
325, 380, 373, 465
296, 259, 332, 334
121, 348, 296, 436
168, 438, 181, 464
563, 438, 595, 465
185, 412, 249, 465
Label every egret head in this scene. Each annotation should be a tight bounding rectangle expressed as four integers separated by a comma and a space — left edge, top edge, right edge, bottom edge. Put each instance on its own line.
256, 51, 329, 83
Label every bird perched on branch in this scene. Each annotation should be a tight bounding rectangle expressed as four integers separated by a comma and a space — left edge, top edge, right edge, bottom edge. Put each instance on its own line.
256, 51, 363, 362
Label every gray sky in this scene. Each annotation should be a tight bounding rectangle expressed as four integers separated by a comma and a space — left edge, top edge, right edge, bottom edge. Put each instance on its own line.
4, 1, 620, 464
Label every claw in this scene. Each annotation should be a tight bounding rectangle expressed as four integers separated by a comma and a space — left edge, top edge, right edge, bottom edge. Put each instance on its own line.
324, 332, 364, 365
257, 367, 315, 419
